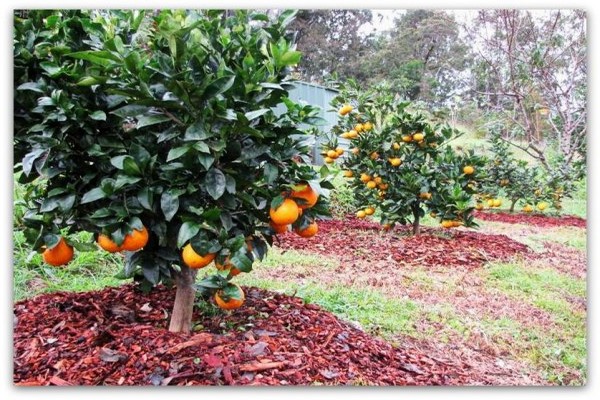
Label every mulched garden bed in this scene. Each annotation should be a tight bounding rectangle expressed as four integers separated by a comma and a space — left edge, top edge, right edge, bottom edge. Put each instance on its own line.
473, 210, 586, 229
12, 284, 534, 386
276, 218, 530, 270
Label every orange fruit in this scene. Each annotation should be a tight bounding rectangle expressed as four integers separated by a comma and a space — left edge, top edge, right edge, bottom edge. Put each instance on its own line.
181, 244, 216, 269
389, 157, 402, 167
343, 170, 354, 178
392, 142, 400, 150
215, 257, 232, 271
214, 284, 245, 310
295, 221, 318, 238
270, 198, 299, 225
523, 204, 533, 213
356, 210, 366, 219
335, 147, 344, 156
370, 152, 379, 160
340, 132, 350, 139
42, 237, 74, 266
493, 199, 502, 207
348, 130, 358, 138
270, 221, 289, 234
291, 182, 319, 209
463, 165, 475, 175
412, 133, 424, 141
419, 192, 432, 200
363, 121, 373, 131
354, 123, 364, 132
441, 220, 454, 229
537, 202, 548, 211
121, 226, 149, 251
339, 104, 353, 116
366, 181, 377, 189
324, 156, 334, 164
475, 203, 484, 211
374, 177, 383, 184
401, 135, 412, 143
360, 173, 371, 183
364, 207, 375, 215
326, 150, 338, 159
97, 234, 121, 253
487, 199, 495, 207
382, 223, 391, 231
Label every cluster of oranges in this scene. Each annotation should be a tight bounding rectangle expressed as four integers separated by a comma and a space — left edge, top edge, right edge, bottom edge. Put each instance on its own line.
400, 131, 426, 147
323, 147, 344, 164
441, 219, 463, 229
269, 182, 320, 237
359, 173, 388, 197
356, 206, 376, 219
42, 226, 150, 267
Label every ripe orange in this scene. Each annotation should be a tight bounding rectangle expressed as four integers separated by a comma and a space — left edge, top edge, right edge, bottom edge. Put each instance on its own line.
182, 244, 216, 269
487, 199, 495, 207
327, 150, 338, 159
392, 142, 401, 150
363, 121, 373, 131
493, 199, 502, 207
537, 202, 548, 211
270, 221, 289, 234
412, 133, 424, 141
343, 170, 354, 178
523, 204, 533, 213
340, 132, 350, 139
360, 173, 371, 183
463, 165, 475, 175
366, 181, 377, 189
291, 182, 319, 209
419, 192, 432, 200
339, 104, 353, 116
441, 220, 454, 229
121, 226, 149, 251
335, 147, 344, 156
389, 157, 402, 167
348, 130, 358, 138
374, 177, 383, 184
475, 203, 484, 211
364, 207, 375, 215
97, 234, 121, 253
401, 135, 412, 143
270, 198, 299, 225
42, 237, 74, 266
354, 123, 364, 132
295, 221, 318, 238
356, 210, 366, 219
215, 284, 245, 310
324, 156, 334, 164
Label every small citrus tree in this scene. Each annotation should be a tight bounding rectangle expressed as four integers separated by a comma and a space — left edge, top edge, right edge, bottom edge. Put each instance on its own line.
325, 80, 485, 235
14, 9, 331, 333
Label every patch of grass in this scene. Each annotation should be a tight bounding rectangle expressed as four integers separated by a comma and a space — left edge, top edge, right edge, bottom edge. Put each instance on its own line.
234, 273, 420, 338
254, 247, 338, 270
484, 261, 586, 383
527, 226, 586, 251
13, 231, 125, 302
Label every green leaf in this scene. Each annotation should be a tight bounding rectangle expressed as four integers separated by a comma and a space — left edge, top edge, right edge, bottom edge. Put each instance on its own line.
197, 153, 215, 170
231, 252, 253, 273
205, 168, 226, 200
136, 114, 171, 129
245, 108, 270, 121
204, 75, 235, 98
123, 157, 142, 176
192, 141, 210, 153
167, 145, 191, 162
81, 187, 106, 204
22, 149, 47, 176
39, 62, 63, 77
43, 234, 61, 249
177, 221, 201, 248
17, 82, 44, 93
161, 190, 180, 222
67, 50, 120, 67
137, 187, 154, 210
77, 76, 100, 86
264, 164, 278, 184
280, 50, 301, 66
220, 212, 233, 231
270, 195, 284, 210
111, 104, 151, 118
90, 111, 106, 121
142, 263, 160, 285
184, 122, 214, 141
225, 175, 236, 194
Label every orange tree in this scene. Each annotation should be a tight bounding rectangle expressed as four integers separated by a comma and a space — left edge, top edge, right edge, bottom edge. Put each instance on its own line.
14, 10, 331, 333
480, 131, 554, 213
325, 81, 485, 235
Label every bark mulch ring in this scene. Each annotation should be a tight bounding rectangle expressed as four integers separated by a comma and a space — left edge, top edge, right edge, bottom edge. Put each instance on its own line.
276, 217, 530, 270
473, 210, 586, 229
14, 284, 541, 386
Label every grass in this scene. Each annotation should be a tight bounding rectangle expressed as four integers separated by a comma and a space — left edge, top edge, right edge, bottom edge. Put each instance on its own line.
484, 261, 586, 383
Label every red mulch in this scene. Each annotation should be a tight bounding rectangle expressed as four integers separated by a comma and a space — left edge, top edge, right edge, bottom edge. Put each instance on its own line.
474, 211, 586, 229
13, 284, 514, 386
276, 218, 530, 270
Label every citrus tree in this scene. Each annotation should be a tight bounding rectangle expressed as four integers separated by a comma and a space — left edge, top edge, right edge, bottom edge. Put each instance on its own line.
14, 9, 331, 333
325, 80, 485, 235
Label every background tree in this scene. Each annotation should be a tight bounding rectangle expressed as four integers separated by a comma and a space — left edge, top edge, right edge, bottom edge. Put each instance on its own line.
360, 10, 470, 105
464, 9, 586, 179
287, 9, 373, 84
14, 9, 331, 334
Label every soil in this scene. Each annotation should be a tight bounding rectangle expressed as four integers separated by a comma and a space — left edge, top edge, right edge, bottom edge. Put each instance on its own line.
473, 210, 586, 229
13, 284, 543, 386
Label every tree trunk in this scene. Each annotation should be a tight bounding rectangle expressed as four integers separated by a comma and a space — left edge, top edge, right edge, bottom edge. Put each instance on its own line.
168, 266, 198, 333
412, 203, 421, 235
510, 199, 518, 213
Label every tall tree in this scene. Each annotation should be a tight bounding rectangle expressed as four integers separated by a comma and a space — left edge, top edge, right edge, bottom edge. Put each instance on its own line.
465, 9, 586, 175
288, 10, 373, 84
360, 10, 469, 104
